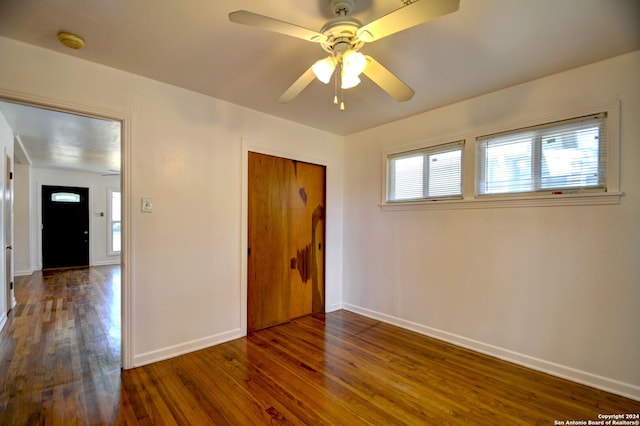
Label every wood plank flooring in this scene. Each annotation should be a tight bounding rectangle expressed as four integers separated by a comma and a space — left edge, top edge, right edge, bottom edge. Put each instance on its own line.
1, 266, 639, 425
0, 266, 121, 425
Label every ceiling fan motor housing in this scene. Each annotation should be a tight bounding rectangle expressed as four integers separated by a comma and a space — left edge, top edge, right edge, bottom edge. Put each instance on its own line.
331, 0, 356, 16
320, 17, 364, 55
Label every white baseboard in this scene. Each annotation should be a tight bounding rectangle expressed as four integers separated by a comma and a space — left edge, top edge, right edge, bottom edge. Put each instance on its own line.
91, 260, 121, 267
14, 269, 34, 277
0, 313, 6, 333
326, 302, 343, 312
133, 328, 244, 367
342, 303, 640, 402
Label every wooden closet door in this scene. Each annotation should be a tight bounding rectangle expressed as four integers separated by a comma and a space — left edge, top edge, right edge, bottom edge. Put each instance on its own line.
289, 160, 325, 318
247, 152, 325, 332
248, 153, 292, 331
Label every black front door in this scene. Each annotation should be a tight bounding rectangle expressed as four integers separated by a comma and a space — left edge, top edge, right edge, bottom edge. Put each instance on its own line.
42, 185, 89, 269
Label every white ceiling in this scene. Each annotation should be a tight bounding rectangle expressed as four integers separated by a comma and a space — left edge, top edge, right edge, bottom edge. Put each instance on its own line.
0, 101, 121, 175
0, 0, 638, 173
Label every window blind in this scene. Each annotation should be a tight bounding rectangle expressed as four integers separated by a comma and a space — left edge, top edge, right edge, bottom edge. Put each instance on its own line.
388, 141, 464, 201
476, 113, 606, 195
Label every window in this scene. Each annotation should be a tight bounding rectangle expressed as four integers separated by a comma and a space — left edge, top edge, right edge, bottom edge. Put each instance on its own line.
381, 104, 619, 211
387, 141, 464, 202
476, 113, 607, 196
108, 189, 121, 254
51, 192, 81, 203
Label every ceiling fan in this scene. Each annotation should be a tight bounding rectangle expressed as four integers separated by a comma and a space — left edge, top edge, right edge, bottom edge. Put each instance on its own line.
229, 0, 459, 108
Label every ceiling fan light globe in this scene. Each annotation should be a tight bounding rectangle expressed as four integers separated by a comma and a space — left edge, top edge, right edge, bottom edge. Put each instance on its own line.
312, 57, 336, 84
342, 50, 366, 76
341, 71, 361, 89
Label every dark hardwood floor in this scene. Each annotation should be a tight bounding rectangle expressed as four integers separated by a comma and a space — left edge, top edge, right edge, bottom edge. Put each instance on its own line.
1, 266, 639, 425
0, 266, 121, 425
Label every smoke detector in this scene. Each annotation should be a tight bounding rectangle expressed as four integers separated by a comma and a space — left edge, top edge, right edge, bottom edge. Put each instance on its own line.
58, 31, 85, 50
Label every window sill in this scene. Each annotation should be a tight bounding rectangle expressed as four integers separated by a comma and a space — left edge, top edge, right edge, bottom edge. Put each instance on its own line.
379, 191, 624, 211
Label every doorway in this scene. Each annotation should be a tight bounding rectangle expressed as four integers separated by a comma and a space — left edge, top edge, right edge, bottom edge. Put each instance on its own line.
247, 152, 326, 332
41, 185, 90, 269
0, 94, 130, 367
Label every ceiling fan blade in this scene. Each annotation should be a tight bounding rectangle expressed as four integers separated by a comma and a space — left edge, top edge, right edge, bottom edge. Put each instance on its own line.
356, 0, 459, 43
362, 56, 414, 102
229, 10, 327, 43
278, 66, 317, 103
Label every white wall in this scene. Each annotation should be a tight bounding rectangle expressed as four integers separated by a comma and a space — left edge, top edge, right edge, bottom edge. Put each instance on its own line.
130, 79, 343, 365
343, 51, 640, 399
13, 163, 30, 275
0, 36, 344, 366
17, 168, 121, 273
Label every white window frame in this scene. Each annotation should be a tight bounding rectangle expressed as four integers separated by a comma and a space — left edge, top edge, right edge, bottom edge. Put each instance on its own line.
380, 102, 622, 211
108, 187, 121, 256
476, 112, 608, 197
384, 140, 465, 204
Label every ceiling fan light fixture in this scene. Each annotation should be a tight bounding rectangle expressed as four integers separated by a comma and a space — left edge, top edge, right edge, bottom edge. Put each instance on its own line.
342, 50, 366, 76
341, 70, 361, 89
312, 57, 336, 84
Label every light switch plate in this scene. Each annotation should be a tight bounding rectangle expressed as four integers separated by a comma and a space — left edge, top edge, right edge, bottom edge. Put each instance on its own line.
141, 197, 153, 213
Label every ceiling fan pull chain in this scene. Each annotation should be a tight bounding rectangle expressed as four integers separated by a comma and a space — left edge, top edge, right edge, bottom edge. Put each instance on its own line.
334, 65, 339, 105
338, 62, 345, 110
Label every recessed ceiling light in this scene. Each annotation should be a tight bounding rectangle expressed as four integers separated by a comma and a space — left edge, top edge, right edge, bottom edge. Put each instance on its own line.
58, 31, 85, 50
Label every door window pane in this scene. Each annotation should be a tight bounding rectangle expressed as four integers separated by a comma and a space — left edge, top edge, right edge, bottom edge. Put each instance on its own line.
51, 192, 80, 203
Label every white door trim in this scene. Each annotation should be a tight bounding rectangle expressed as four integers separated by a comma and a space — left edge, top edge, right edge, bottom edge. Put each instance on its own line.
241, 137, 329, 336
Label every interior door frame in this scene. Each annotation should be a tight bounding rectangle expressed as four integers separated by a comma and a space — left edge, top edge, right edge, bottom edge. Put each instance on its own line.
4, 149, 15, 312
0, 90, 133, 369
241, 138, 331, 336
